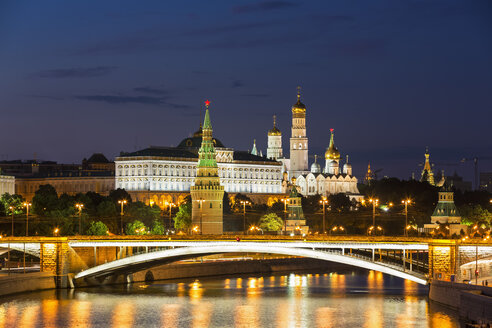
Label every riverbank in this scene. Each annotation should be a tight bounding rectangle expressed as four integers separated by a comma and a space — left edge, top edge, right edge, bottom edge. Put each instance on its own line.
0, 272, 55, 297
429, 280, 492, 324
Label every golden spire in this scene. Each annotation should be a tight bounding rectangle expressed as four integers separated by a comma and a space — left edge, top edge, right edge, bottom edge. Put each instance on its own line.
292, 86, 306, 114
268, 114, 281, 136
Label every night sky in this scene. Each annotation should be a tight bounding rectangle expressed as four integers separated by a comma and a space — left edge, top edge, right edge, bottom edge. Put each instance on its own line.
1, 1, 491, 183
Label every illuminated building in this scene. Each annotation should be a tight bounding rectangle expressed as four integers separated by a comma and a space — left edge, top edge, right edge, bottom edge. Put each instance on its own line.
420, 147, 435, 185
190, 101, 224, 234
294, 130, 362, 201
422, 180, 468, 236
0, 172, 15, 195
266, 115, 283, 160
288, 87, 309, 178
285, 187, 309, 234
115, 105, 283, 208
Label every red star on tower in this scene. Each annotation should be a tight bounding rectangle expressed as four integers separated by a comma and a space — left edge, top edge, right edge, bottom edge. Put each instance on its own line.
204, 100, 210, 107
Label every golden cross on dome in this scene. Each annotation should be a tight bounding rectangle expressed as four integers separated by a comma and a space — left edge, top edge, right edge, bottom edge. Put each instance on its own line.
296, 86, 301, 100
273, 114, 276, 127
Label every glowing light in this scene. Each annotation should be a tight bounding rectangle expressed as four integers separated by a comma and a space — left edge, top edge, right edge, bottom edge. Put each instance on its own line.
204, 100, 210, 107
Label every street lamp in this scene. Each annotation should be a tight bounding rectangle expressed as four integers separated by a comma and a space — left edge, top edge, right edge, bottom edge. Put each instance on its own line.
368, 198, 379, 228
75, 203, 84, 235
319, 197, 329, 234
9, 206, 14, 237
240, 200, 251, 234
280, 198, 289, 234
402, 199, 411, 236
53, 227, 59, 236
167, 202, 176, 231
197, 199, 204, 235
23, 202, 31, 237
118, 200, 127, 234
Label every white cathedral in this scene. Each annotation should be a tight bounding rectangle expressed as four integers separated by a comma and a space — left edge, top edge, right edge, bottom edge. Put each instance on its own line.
265, 89, 362, 201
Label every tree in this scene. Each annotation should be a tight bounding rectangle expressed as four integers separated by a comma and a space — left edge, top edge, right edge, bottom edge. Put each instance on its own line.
259, 213, 284, 232
223, 191, 232, 214
0, 193, 25, 215
32, 184, 59, 216
125, 220, 147, 235
301, 195, 322, 214
86, 221, 109, 236
97, 200, 118, 217
174, 202, 192, 231
126, 202, 161, 226
460, 205, 492, 227
231, 193, 253, 212
151, 219, 166, 235
328, 194, 352, 212
109, 188, 132, 204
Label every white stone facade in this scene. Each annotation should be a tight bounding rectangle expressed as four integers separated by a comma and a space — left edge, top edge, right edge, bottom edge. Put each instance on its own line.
267, 134, 282, 160
0, 175, 15, 195
295, 173, 361, 201
115, 156, 283, 194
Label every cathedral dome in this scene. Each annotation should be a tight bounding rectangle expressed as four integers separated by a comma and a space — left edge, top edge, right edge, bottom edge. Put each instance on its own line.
310, 162, 321, 174
268, 126, 281, 136
292, 88, 306, 114
325, 129, 340, 160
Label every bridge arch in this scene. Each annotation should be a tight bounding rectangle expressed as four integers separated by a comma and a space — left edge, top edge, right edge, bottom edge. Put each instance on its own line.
74, 244, 427, 285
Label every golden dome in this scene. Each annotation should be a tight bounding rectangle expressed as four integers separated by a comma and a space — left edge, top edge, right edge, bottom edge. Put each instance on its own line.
325, 129, 340, 160
268, 115, 281, 136
291, 87, 306, 114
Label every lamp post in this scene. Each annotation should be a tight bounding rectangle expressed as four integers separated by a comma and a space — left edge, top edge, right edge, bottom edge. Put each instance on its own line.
23, 202, 31, 237
240, 200, 251, 234
75, 203, 84, 235
319, 197, 329, 234
402, 199, 411, 236
197, 199, 204, 235
281, 198, 288, 234
369, 198, 379, 228
118, 200, 127, 234
9, 206, 14, 237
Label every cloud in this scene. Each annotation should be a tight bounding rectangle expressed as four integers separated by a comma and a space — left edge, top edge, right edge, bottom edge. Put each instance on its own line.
231, 80, 244, 88
33, 66, 117, 78
74, 94, 189, 108
232, 1, 297, 14
133, 86, 168, 95
184, 21, 279, 36
240, 94, 270, 97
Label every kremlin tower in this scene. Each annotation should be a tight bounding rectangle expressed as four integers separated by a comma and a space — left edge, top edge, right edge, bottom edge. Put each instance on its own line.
190, 101, 224, 234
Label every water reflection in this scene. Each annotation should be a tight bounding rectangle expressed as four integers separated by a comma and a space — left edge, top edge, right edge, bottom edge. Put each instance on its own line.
42, 299, 58, 328
19, 305, 40, 328
0, 271, 461, 328
112, 302, 134, 328
161, 304, 181, 328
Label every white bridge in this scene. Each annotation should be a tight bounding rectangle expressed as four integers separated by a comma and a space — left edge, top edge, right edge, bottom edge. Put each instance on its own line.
70, 240, 429, 285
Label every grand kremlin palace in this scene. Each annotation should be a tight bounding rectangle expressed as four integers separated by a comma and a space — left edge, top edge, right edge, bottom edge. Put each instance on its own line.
115, 125, 284, 207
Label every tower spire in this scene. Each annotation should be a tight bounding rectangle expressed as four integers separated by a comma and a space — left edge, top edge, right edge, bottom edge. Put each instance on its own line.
297, 86, 301, 102
273, 114, 276, 128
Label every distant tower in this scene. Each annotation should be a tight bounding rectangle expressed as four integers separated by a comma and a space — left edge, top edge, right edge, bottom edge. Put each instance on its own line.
267, 115, 282, 160
290, 87, 309, 175
251, 139, 258, 155
285, 187, 309, 234
420, 147, 435, 186
190, 100, 224, 234
365, 162, 373, 183
324, 129, 340, 175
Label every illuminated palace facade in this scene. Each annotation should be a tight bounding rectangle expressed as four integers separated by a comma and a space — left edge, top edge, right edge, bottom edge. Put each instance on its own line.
115, 124, 283, 207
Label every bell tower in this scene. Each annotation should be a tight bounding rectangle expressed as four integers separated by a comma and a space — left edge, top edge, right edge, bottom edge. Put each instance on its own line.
289, 87, 308, 177
267, 115, 282, 160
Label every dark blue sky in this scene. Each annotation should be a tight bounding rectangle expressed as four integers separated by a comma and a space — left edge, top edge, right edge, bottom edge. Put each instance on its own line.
0, 0, 491, 182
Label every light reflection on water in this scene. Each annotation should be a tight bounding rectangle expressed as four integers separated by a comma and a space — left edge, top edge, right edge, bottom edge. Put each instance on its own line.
0, 270, 461, 328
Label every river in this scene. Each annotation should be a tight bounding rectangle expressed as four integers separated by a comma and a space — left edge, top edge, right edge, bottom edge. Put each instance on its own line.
0, 270, 461, 327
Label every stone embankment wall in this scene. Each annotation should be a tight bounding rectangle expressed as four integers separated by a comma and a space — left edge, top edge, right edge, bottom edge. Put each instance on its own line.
429, 280, 492, 323
0, 272, 55, 297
